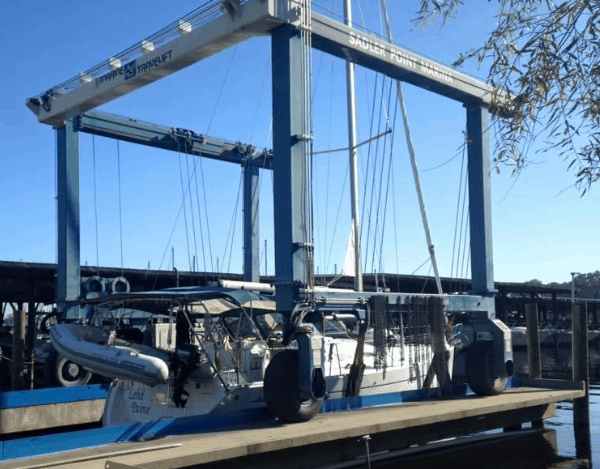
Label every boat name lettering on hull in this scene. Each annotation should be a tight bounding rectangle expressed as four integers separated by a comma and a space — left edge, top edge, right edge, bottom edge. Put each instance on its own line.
129, 387, 151, 414
128, 388, 145, 401
130, 401, 152, 415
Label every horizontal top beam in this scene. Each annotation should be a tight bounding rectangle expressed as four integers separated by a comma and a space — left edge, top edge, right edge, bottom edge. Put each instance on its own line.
76, 111, 272, 168
26, 1, 505, 127
310, 12, 502, 108
26, 0, 287, 126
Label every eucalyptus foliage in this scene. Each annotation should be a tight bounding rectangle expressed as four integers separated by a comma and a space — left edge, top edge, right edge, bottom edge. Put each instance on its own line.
415, 0, 600, 193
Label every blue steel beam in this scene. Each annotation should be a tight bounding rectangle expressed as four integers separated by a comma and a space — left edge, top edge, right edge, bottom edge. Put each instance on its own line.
56, 120, 81, 319
466, 105, 496, 305
75, 111, 272, 168
271, 24, 311, 312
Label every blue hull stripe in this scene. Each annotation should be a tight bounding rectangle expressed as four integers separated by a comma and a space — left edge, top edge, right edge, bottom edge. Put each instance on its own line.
0, 378, 522, 461
0, 384, 109, 409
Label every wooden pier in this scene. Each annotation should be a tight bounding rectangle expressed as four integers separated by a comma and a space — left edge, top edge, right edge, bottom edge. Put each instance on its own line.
0, 379, 583, 469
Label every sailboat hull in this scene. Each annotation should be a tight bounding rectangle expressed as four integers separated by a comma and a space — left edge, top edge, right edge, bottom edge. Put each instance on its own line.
102, 338, 433, 426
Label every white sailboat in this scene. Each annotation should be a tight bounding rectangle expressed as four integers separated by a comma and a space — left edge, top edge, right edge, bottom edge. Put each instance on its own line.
50, 286, 438, 426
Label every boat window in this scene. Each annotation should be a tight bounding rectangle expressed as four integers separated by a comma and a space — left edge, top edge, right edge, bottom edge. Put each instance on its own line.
223, 313, 257, 339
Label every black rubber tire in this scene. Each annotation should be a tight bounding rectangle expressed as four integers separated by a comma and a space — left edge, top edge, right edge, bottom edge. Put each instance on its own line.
40, 312, 59, 334
263, 349, 323, 423
466, 343, 508, 396
56, 354, 93, 387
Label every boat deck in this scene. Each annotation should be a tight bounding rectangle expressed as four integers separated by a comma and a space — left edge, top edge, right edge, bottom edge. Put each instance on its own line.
0, 378, 584, 469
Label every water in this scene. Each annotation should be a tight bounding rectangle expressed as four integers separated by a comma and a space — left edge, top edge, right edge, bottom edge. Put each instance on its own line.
547, 387, 599, 466
372, 346, 599, 468
513, 345, 600, 467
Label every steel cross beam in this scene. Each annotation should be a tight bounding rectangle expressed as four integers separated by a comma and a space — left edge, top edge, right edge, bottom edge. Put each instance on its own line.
26, 0, 288, 127
310, 12, 502, 109
76, 111, 272, 169
26, 1, 504, 127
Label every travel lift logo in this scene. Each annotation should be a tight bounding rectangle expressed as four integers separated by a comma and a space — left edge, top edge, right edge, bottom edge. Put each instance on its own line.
95, 50, 173, 87
124, 60, 137, 80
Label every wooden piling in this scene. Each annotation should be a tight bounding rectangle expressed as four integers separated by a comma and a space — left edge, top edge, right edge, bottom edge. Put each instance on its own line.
525, 303, 543, 429
27, 302, 37, 389
572, 302, 591, 461
11, 303, 25, 391
525, 303, 541, 379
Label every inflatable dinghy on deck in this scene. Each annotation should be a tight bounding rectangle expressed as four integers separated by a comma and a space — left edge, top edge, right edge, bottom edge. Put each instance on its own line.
50, 324, 170, 386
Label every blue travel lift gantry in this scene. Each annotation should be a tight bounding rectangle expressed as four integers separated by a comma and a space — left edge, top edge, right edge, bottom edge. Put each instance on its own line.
26, 0, 514, 421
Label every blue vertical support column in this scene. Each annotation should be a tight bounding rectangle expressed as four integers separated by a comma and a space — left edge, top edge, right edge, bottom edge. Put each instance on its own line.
271, 24, 309, 312
56, 119, 81, 319
466, 105, 496, 310
243, 161, 260, 283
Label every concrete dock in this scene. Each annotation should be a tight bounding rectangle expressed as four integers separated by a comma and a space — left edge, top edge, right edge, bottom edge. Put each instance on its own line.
0, 384, 106, 436
0, 379, 584, 469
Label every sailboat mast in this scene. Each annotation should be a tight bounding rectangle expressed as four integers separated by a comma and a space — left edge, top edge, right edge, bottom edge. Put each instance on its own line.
378, 0, 443, 295
344, 0, 363, 292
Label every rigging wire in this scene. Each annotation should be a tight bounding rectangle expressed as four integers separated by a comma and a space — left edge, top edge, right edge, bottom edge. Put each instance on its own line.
184, 148, 200, 275
376, 92, 400, 275
152, 196, 187, 290
191, 155, 208, 276
370, 79, 395, 274
411, 256, 432, 276
248, 52, 271, 144
422, 141, 467, 173
460, 214, 471, 281
359, 72, 381, 274
325, 166, 350, 276
454, 155, 470, 291
221, 171, 243, 277
244, 49, 272, 281
206, 45, 238, 135
177, 141, 193, 272
450, 134, 470, 293
450, 133, 467, 280
92, 135, 100, 275
379, 0, 443, 295
198, 155, 215, 271
116, 140, 124, 276
311, 129, 392, 156
391, 153, 400, 274
322, 62, 334, 277
364, 76, 388, 273
36, 1, 222, 101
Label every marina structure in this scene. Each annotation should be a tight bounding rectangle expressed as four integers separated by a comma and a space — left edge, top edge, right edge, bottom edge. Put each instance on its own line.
0, 0, 593, 466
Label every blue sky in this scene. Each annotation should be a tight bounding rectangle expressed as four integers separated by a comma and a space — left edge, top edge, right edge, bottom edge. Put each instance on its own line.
0, 0, 598, 285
